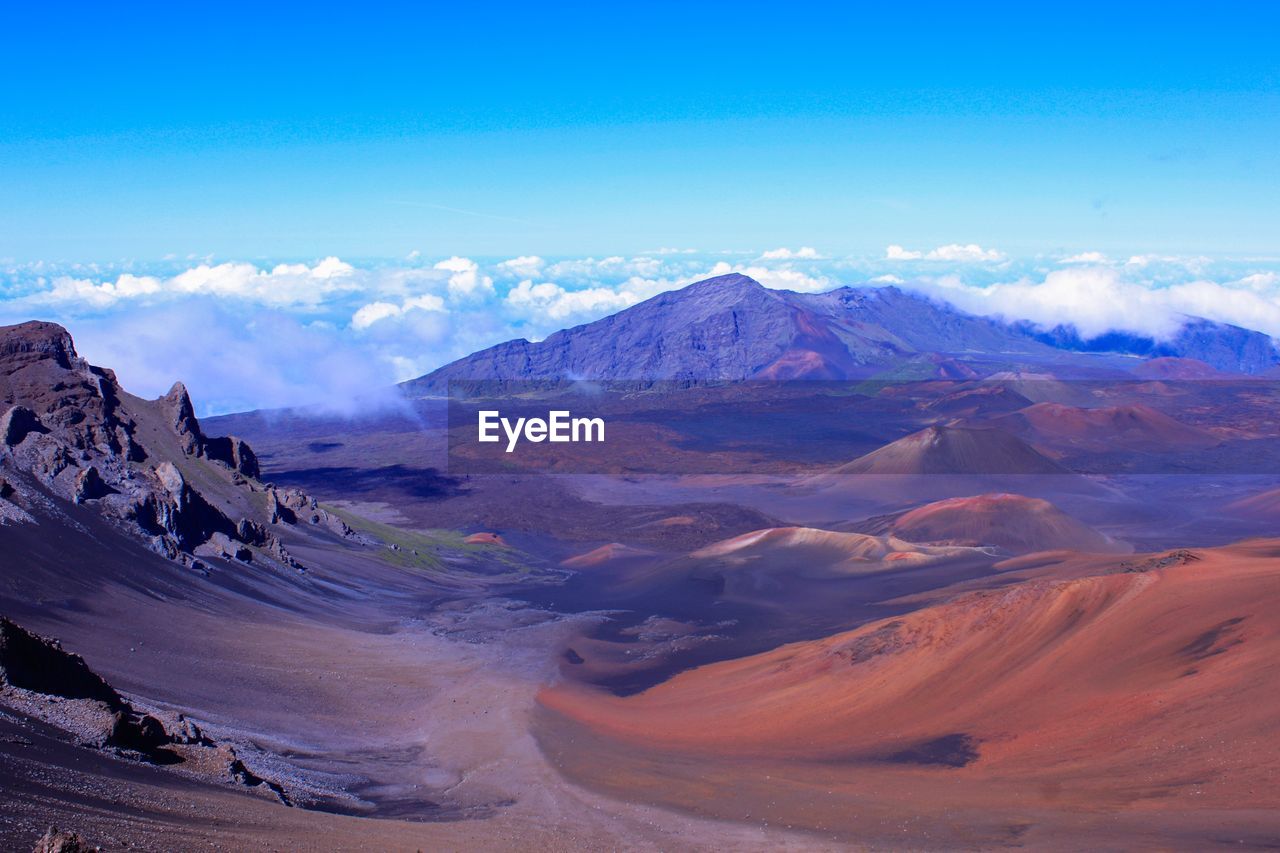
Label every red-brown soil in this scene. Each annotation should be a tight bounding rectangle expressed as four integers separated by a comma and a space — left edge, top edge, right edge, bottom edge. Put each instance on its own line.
890, 493, 1128, 554
538, 540, 1280, 845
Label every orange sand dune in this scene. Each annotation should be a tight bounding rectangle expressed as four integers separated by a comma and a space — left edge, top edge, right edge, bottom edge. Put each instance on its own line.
542, 540, 1280, 819
890, 493, 1128, 555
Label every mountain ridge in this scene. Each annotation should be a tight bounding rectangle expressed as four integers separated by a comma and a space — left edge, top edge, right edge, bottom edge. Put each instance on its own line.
406, 274, 1278, 391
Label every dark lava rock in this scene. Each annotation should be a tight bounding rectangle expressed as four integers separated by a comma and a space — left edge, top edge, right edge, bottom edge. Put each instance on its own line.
0, 617, 123, 708
32, 825, 97, 853
107, 710, 169, 752
72, 466, 111, 503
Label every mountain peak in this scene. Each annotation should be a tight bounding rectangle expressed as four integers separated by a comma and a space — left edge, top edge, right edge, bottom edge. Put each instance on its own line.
0, 320, 80, 371
683, 272, 765, 294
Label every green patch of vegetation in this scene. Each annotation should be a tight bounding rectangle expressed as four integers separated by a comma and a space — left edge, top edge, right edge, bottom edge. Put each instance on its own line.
320, 503, 543, 587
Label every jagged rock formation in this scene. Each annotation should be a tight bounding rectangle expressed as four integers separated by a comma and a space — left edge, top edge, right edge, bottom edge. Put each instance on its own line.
0, 321, 356, 570
0, 616, 166, 754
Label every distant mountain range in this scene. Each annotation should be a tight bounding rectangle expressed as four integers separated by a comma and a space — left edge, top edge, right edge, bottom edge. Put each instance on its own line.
406, 274, 1279, 391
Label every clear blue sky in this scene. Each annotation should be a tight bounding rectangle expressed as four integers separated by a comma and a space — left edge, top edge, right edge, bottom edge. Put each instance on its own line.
1, 2, 1277, 262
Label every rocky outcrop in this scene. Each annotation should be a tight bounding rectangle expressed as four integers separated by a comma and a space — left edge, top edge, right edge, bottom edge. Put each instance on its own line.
32, 826, 96, 853
71, 466, 110, 503
0, 616, 122, 707
160, 382, 260, 477
1, 616, 290, 802
266, 485, 356, 539
0, 321, 334, 570
204, 434, 260, 478
161, 382, 202, 455
0, 616, 170, 757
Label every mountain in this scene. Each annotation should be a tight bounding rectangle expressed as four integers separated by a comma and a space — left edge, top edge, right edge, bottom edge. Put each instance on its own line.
823, 425, 1067, 476
986, 402, 1220, 452
406, 274, 1278, 390
883, 493, 1127, 554
406, 275, 1055, 391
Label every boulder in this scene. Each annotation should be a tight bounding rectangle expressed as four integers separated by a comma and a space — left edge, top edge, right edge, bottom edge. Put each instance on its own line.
32, 825, 95, 853
106, 710, 169, 753
172, 713, 210, 745
197, 532, 252, 562
72, 466, 110, 503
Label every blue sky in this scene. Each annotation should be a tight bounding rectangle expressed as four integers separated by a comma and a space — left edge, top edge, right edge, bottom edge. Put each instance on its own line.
0, 3, 1277, 414
2, 2, 1276, 261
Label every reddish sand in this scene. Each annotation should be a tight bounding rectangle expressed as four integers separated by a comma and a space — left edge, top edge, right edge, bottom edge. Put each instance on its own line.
891, 493, 1128, 554
539, 540, 1280, 842
1228, 487, 1280, 520
560, 542, 657, 568
992, 402, 1218, 451
464, 531, 508, 546
753, 349, 842, 380
1133, 356, 1230, 379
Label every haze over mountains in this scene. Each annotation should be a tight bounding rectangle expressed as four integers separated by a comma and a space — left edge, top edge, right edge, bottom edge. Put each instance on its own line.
410, 273, 1279, 390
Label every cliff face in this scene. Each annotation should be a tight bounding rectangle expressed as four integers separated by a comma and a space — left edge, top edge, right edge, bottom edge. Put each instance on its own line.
0, 321, 353, 571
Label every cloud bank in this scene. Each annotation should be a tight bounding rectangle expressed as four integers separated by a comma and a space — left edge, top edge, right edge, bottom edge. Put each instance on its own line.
3, 246, 1278, 415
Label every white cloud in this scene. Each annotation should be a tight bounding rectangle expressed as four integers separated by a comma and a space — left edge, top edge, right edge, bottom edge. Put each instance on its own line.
10, 250, 1280, 416
885, 244, 922, 260
506, 280, 638, 322
351, 293, 447, 330
913, 266, 1280, 340
543, 256, 665, 283
496, 255, 545, 278
1163, 280, 1280, 335
914, 268, 1182, 339
45, 273, 164, 308
68, 302, 406, 417
704, 261, 832, 293
433, 256, 494, 299
1059, 251, 1109, 265
886, 243, 1005, 263
759, 246, 821, 260
1125, 254, 1174, 268
30, 257, 360, 310
1234, 272, 1279, 291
